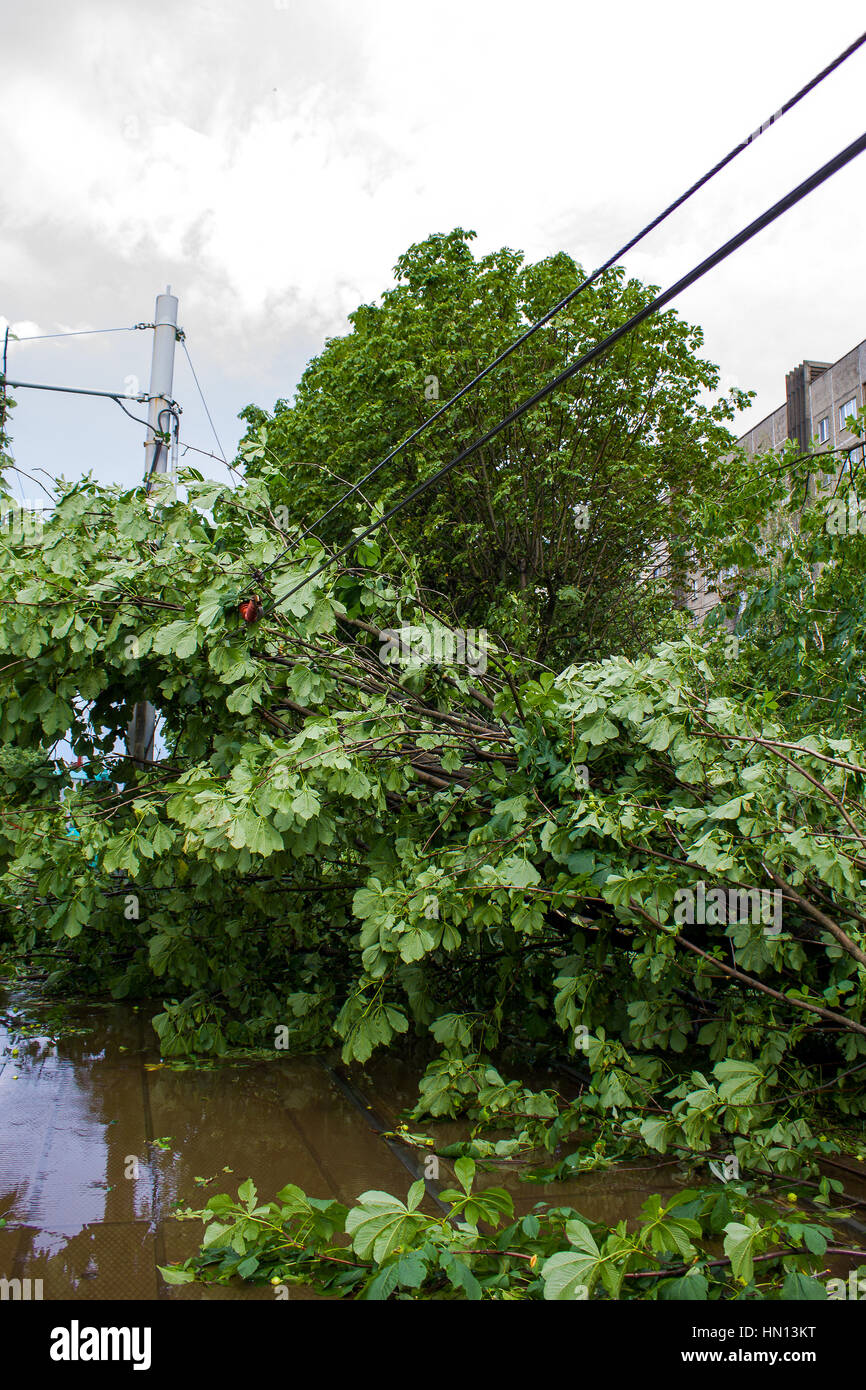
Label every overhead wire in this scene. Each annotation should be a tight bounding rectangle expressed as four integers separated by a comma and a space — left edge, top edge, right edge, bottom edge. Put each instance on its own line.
180, 338, 228, 465
6, 325, 148, 342
256, 27, 866, 582
269, 128, 866, 616
112, 396, 153, 429
1, 320, 169, 477
2, 313, 238, 500
3, 33, 863, 628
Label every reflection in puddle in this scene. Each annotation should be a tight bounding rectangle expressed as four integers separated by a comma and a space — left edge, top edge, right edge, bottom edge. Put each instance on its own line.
0, 990, 417, 1298
0, 989, 691, 1299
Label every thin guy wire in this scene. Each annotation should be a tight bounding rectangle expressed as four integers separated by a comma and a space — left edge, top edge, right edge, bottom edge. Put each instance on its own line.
181, 339, 228, 464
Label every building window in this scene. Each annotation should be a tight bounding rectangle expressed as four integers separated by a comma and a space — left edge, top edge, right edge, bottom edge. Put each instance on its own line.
839, 398, 858, 430
817, 415, 829, 443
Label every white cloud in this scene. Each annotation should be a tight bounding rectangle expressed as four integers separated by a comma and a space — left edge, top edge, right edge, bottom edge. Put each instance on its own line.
2, 0, 865, 488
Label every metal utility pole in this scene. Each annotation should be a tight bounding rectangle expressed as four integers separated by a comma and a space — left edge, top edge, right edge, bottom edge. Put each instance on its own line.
127, 287, 179, 765
144, 286, 179, 480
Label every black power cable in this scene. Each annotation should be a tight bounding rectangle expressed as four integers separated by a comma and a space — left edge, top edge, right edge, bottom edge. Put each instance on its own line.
145, 406, 180, 492
112, 396, 152, 429
270, 128, 866, 616
258, 28, 866, 581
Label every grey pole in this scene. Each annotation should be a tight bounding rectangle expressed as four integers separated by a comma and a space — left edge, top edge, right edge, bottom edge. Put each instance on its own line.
144, 286, 178, 478
128, 288, 179, 764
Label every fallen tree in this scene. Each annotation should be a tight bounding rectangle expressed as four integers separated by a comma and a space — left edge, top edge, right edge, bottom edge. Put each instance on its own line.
0, 471, 864, 1178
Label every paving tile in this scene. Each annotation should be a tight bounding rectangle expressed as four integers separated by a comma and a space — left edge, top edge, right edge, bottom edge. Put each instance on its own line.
0, 1225, 25, 1280
144, 1057, 411, 1214
0, 992, 453, 1301
15, 1221, 159, 1300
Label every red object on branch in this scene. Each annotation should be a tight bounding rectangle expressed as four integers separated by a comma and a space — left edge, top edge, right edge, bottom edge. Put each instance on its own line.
239, 594, 263, 625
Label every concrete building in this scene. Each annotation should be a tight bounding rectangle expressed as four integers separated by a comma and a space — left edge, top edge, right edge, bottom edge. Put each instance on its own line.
737, 337, 866, 463
687, 336, 866, 618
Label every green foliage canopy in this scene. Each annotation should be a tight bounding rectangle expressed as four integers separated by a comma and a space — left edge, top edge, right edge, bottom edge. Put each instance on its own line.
239, 229, 751, 665
0, 470, 864, 1178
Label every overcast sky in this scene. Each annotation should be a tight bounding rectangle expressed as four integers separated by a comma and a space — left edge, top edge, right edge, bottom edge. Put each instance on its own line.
2, 0, 865, 500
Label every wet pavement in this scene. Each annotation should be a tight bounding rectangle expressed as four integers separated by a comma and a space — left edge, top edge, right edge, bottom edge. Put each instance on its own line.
0, 992, 424, 1300
3, 989, 862, 1299
362, 1053, 686, 1228
0, 990, 687, 1300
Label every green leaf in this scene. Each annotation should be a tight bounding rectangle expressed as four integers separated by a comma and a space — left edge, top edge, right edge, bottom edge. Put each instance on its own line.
152, 620, 200, 660
453, 1156, 475, 1195
439, 1250, 482, 1300
659, 1271, 709, 1300
202, 1220, 233, 1250
802, 1225, 828, 1257
714, 1059, 764, 1106
541, 1250, 593, 1300
723, 1216, 764, 1284
781, 1272, 827, 1300
291, 786, 321, 821
395, 1252, 426, 1288
345, 1191, 428, 1263
364, 1262, 400, 1301
640, 1116, 676, 1153
158, 1264, 196, 1285
238, 1178, 257, 1210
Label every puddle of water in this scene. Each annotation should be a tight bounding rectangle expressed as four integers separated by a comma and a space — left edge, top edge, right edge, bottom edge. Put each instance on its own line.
0, 990, 686, 1299
0, 990, 419, 1300
357, 1054, 684, 1228
5, 990, 857, 1298
355, 1055, 866, 1256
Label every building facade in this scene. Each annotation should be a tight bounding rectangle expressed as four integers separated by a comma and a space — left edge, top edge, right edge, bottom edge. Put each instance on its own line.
687, 336, 866, 618
737, 337, 866, 463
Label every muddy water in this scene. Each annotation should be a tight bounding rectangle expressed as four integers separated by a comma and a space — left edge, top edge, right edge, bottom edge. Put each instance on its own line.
362, 1054, 686, 1227
14, 989, 859, 1301
0, 991, 421, 1300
